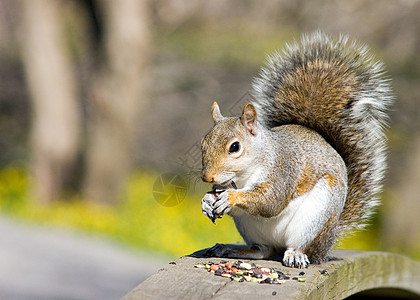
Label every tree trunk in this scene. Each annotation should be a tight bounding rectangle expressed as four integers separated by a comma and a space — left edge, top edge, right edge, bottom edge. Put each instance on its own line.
19, 0, 80, 203
83, 0, 151, 203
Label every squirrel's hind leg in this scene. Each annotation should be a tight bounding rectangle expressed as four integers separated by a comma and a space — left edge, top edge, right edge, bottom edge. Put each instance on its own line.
280, 175, 346, 268
282, 213, 338, 267
204, 243, 274, 259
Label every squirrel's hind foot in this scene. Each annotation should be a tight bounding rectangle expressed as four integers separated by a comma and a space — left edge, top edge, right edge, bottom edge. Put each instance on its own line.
204, 243, 272, 259
283, 249, 310, 268
204, 243, 233, 257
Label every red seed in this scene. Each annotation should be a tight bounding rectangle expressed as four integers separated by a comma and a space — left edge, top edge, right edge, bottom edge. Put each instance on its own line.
226, 261, 233, 269
232, 267, 238, 274
210, 264, 219, 271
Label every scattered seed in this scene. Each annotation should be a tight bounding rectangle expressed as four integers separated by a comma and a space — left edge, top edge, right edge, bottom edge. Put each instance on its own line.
272, 291, 277, 296
260, 277, 272, 284
194, 264, 205, 268
195, 260, 302, 285
320, 269, 328, 275
210, 264, 219, 272
169, 261, 176, 265
239, 262, 252, 270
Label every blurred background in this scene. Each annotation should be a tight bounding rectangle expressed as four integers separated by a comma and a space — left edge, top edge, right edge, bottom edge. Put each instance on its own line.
0, 0, 419, 298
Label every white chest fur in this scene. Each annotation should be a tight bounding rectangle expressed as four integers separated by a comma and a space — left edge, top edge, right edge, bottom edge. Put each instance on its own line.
232, 178, 334, 250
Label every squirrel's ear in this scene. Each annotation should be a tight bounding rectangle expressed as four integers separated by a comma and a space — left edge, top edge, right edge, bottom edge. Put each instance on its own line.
211, 102, 224, 123
241, 103, 257, 136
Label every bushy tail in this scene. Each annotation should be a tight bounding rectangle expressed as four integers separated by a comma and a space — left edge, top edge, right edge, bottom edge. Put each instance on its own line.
251, 32, 393, 234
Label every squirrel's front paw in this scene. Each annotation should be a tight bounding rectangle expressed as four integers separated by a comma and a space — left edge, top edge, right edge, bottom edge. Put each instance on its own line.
213, 191, 231, 220
202, 193, 217, 223
202, 190, 231, 224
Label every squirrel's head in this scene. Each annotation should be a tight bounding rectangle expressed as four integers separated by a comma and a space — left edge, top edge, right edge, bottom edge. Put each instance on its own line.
201, 102, 259, 187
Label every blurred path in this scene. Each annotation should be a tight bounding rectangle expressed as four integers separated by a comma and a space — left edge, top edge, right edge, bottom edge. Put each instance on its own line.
0, 217, 167, 300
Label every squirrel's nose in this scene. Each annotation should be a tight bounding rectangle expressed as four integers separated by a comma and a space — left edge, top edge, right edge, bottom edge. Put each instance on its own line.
201, 172, 215, 183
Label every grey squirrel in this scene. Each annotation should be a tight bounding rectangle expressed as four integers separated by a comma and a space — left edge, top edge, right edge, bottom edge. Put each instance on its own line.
200, 32, 393, 268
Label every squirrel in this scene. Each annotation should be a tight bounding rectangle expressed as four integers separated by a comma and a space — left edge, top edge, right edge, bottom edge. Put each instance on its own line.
200, 32, 393, 268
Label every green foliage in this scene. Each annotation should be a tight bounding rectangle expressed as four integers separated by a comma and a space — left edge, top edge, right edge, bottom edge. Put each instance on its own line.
0, 166, 28, 209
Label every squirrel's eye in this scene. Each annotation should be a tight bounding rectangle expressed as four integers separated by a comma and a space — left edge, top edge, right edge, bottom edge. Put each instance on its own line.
229, 141, 240, 153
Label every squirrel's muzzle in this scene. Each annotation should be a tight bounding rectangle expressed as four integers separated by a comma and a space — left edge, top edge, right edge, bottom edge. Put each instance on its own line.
201, 171, 215, 183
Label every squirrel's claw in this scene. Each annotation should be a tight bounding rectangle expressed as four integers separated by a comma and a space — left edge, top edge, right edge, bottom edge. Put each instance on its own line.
202, 193, 217, 223
204, 243, 233, 257
213, 191, 231, 219
283, 249, 310, 268
202, 208, 215, 224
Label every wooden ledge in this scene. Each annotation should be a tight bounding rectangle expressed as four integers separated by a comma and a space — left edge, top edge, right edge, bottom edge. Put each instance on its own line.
123, 249, 420, 299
